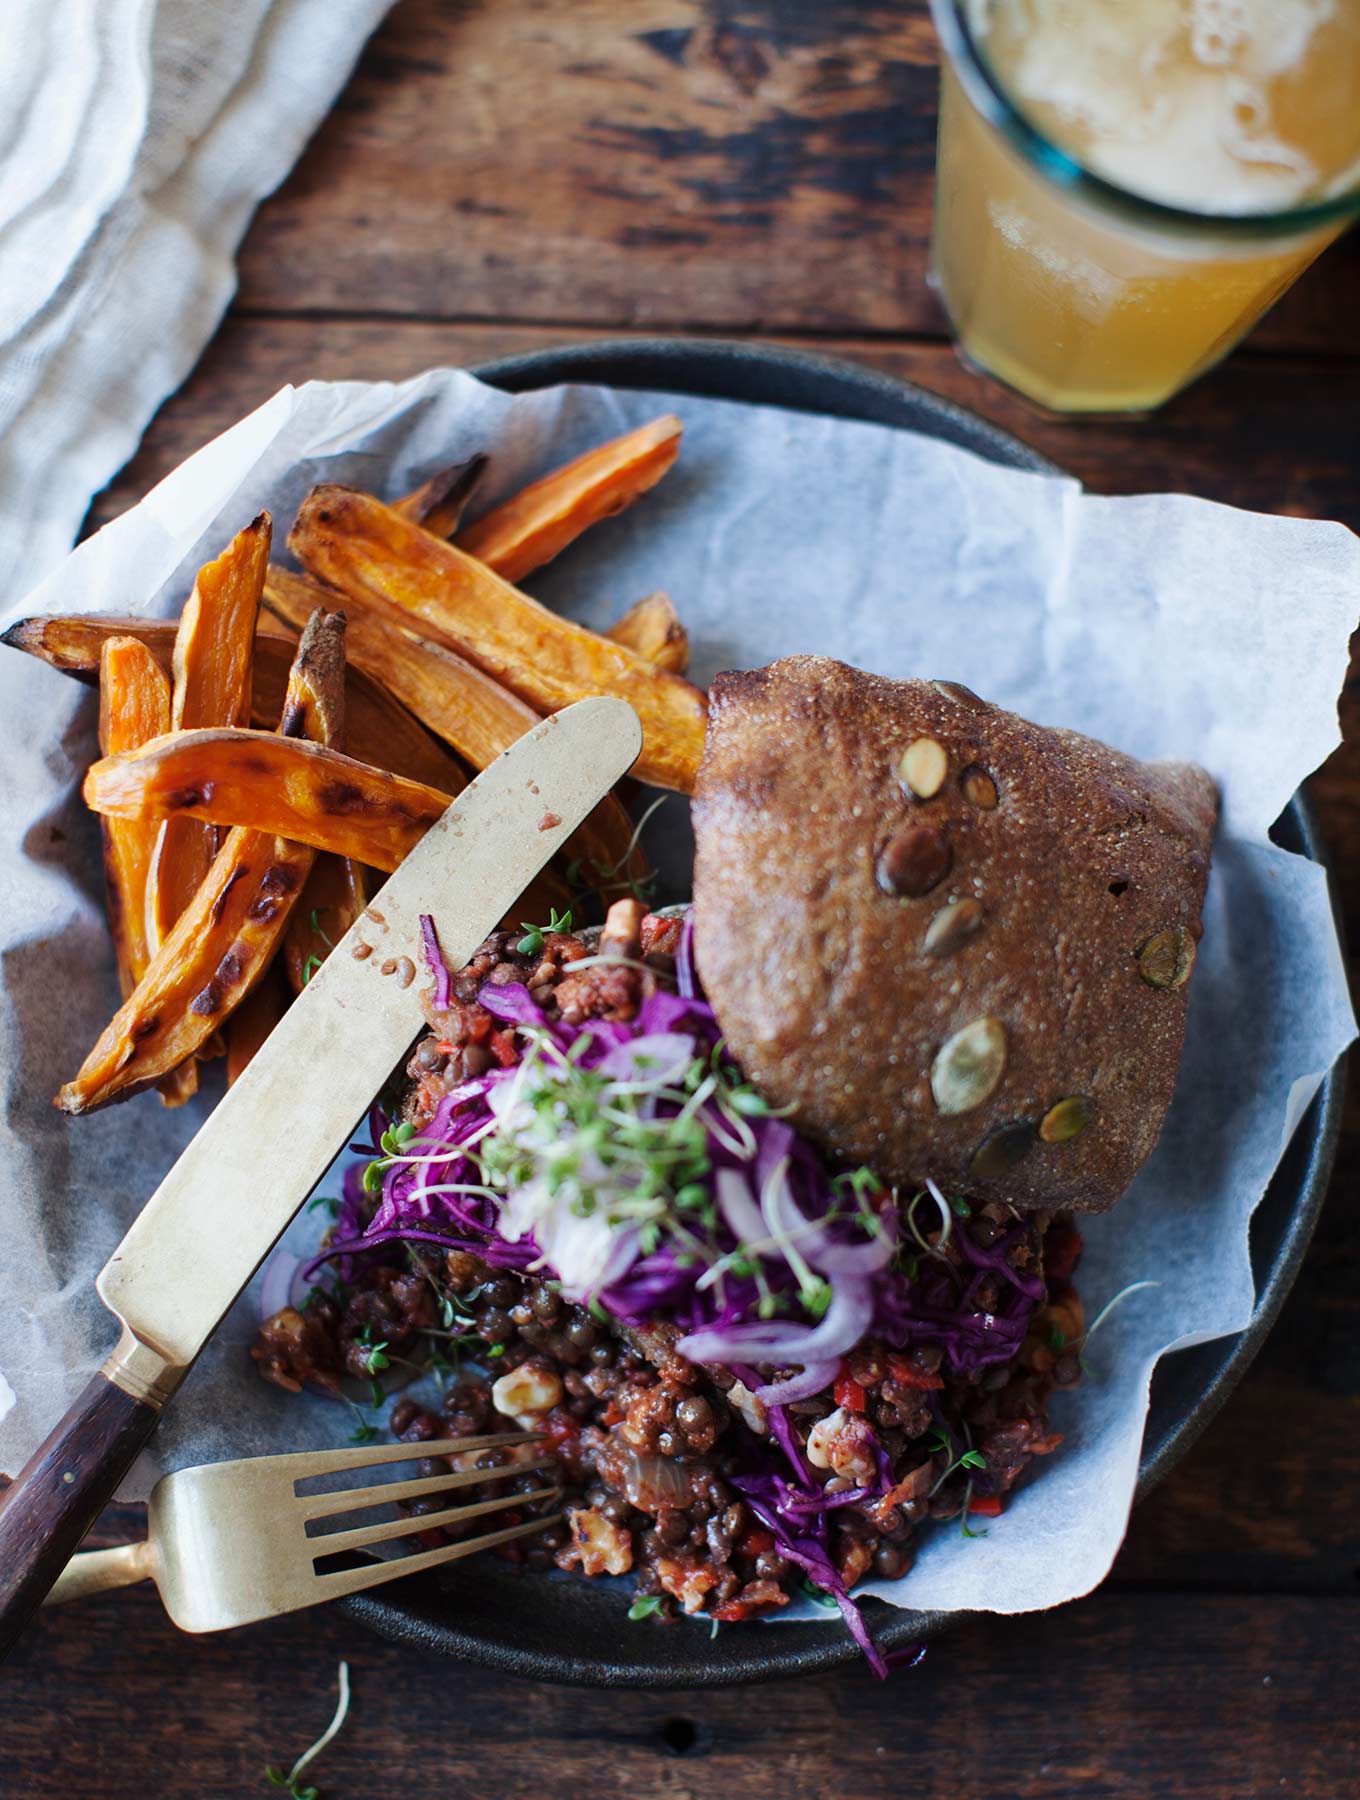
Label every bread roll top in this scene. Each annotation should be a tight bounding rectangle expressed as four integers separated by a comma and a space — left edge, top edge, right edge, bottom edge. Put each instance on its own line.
692, 657, 1217, 1214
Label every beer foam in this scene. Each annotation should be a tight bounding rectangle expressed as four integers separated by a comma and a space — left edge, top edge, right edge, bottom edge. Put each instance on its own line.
966, 0, 1358, 211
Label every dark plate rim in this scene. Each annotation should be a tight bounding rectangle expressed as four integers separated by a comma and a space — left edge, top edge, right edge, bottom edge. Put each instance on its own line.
339, 337, 1345, 1684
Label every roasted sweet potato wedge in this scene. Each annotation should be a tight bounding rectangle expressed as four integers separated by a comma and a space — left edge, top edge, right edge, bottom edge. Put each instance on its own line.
86, 729, 449, 872
97, 639, 198, 1107
0, 610, 468, 795
57, 612, 344, 1114
456, 416, 682, 584
147, 515, 271, 954
84, 727, 577, 911
289, 485, 705, 792
97, 639, 171, 997
392, 454, 489, 538
606, 592, 689, 674
264, 565, 642, 884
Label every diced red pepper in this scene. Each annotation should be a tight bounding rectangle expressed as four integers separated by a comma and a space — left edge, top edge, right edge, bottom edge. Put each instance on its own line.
490, 1027, 519, 1068
435, 1039, 457, 1055
713, 1600, 754, 1622
834, 1372, 867, 1413
600, 1398, 626, 1428
967, 1494, 1004, 1517
739, 1526, 776, 1557
886, 1355, 944, 1390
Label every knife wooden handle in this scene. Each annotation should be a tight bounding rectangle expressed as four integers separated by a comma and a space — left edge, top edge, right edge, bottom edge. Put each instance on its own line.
0, 1371, 159, 1660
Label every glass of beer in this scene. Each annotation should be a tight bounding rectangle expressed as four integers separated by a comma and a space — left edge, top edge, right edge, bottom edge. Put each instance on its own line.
928, 1, 1360, 412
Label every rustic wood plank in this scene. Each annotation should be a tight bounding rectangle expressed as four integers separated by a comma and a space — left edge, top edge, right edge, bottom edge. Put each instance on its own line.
7, 1586, 1356, 1797
88, 315, 1360, 539
236, 0, 1360, 356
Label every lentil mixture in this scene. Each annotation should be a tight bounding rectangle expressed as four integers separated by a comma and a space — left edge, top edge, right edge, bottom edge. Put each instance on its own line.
255, 906, 1083, 1632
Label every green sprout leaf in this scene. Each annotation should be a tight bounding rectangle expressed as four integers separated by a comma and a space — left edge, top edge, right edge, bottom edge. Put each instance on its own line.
799, 1578, 840, 1610
627, 1595, 664, 1621
263, 1660, 350, 1798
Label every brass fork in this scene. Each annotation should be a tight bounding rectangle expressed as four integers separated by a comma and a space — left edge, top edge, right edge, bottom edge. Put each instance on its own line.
42, 1433, 560, 1631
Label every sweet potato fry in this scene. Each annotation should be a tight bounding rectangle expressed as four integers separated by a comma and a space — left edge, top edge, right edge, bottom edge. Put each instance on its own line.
147, 515, 271, 954
283, 853, 368, 996
87, 730, 448, 872
84, 728, 576, 913
264, 565, 643, 885
97, 639, 171, 997
97, 640, 198, 1107
392, 454, 488, 538
251, 643, 468, 795
456, 416, 682, 584
226, 961, 289, 1086
289, 486, 705, 793
606, 592, 689, 673
0, 611, 469, 795
271, 609, 370, 994
57, 612, 344, 1115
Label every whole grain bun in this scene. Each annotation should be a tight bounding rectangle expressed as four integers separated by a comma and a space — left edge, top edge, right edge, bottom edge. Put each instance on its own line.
691, 657, 1217, 1214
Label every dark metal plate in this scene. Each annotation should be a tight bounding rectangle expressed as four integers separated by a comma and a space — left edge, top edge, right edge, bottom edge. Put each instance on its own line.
340, 338, 1344, 1684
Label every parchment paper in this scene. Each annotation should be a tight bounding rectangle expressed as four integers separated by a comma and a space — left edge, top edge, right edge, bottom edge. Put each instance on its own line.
1, 367, 1355, 1624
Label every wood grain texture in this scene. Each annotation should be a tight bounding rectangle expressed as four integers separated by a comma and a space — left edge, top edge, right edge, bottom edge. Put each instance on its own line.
0, 1375, 159, 1662
237, 0, 1360, 353
7, 1583, 1357, 1798
87, 316, 1360, 539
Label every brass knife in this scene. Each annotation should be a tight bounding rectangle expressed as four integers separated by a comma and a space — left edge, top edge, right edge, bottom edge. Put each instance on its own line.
0, 696, 643, 1656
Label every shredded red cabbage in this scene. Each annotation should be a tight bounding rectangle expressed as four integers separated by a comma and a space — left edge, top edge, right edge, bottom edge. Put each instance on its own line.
302, 906, 1040, 1678
420, 913, 453, 1011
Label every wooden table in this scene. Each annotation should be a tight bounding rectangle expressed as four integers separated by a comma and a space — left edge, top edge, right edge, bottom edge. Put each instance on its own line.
10, 5, 1359, 1793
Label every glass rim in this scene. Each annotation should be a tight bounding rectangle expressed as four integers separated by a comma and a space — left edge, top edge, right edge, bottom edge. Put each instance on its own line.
930, 0, 1360, 239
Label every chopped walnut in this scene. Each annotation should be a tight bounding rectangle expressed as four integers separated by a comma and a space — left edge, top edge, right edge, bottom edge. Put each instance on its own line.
654, 1557, 719, 1614
558, 1507, 634, 1577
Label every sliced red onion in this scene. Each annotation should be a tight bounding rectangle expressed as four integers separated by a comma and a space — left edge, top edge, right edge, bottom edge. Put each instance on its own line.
678, 1274, 874, 1369
606, 1444, 697, 1512
754, 1360, 839, 1406
814, 1223, 897, 1276
715, 1166, 765, 1246
759, 1155, 897, 1276
596, 1031, 695, 1086
258, 1250, 310, 1322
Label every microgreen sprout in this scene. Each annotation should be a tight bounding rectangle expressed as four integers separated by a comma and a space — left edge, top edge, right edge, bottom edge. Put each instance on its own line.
362, 1120, 418, 1191
354, 1325, 390, 1379
1065, 1279, 1162, 1379
299, 913, 336, 987
307, 1195, 340, 1217
926, 1426, 988, 1499
568, 794, 668, 905
517, 907, 574, 957
264, 1660, 350, 1798
799, 1578, 841, 1610
627, 1595, 664, 1621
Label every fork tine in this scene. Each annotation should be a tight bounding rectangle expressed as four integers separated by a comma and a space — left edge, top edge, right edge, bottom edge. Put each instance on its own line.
300, 1458, 556, 1522
311, 1486, 562, 1559
309, 1512, 566, 1603
278, 1432, 539, 1483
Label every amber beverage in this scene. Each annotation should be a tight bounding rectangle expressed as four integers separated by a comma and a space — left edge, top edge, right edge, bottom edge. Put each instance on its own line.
929, 0, 1360, 412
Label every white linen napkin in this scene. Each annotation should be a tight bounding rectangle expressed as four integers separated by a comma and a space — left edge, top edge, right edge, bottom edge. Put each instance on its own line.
0, 0, 393, 602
